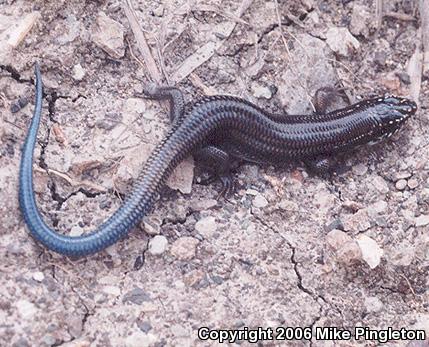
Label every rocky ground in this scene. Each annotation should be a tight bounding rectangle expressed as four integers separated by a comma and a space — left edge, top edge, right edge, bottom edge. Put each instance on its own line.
1, 0, 428, 346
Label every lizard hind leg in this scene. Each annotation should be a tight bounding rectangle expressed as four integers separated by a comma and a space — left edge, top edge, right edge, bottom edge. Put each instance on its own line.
194, 145, 236, 198
142, 84, 185, 123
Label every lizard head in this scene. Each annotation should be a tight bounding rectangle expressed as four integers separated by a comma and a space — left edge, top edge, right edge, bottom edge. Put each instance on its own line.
369, 95, 417, 143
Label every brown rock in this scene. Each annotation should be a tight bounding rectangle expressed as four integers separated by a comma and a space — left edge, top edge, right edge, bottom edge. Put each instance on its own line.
170, 237, 199, 260
92, 12, 125, 59
343, 209, 371, 232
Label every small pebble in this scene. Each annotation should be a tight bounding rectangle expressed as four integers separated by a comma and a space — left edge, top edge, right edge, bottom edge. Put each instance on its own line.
69, 226, 84, 237
195, 216, 217, 237
326, 229, 353, 250
342, 209, 371, 232
407, 178, 419, 189
10, 97, 29, 113
369, 200, 387, 214
349, 4, 374, 37
251, 82, 272, 99
364, 296, 383, 313
394, 171, 412, 180
72, 63, 86, 81
356, 235, 384, 269
389, 245, 415, 267
137, 320, 152, 333
170, 237, 199, 260
125, 331, 157, 347
253, 194, 268, 208
415, 215, 429, 227
32, 271, 45, 282
395, 179, 407, 191
326, 229, 361, 265
148, 235, 168, 256
190, 198, 217, 211
122, 287, 151, 305
142, 216, 161, 235
352, 163, 368, 176
152, 5, 164, 17
103, 285, 121, 296
246, 189, 259, 196
124, 98, 146, 115
372, 176, 389, 194
16, 300, 37, 319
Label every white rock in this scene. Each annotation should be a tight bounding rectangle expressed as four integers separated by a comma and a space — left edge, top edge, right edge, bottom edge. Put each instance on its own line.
125, 331, 157, 347
92, 12, 125, 59
195, 216, 217, 237
246, 189, 259, 196
415, 215, 429, 227
69, 225, 84, 237
395, 171, 412, 180
170, 237, 199, 260
253, 194, 268, 208
251, 82, 272, 99
148, 235, 168, 256
72, 63, 86, 81
326, 27, 360, 56
32, 271, 45, 282
368, 200, 388, 214
395, 179, 407, 190
408, 178, 419, 189
171, 324, 189, 337
356, 235, 384, 269
124, 98, 146, 115
102, 285, 121, 296
16, 300, 37, 319
364, 296, 383, 313
371, 175, 389, 194
0, 12, 41, 49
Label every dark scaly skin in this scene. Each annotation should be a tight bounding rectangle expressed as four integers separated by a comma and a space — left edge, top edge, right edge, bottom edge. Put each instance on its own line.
19, 64, 417, 257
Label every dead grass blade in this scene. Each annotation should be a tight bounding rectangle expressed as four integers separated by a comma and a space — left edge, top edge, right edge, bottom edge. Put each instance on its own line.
420, 0, 429, 74
406, 32, 423, 105
123, 0, 163, 83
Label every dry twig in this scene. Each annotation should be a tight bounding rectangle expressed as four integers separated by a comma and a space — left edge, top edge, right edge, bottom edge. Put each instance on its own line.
383, 11, 416, 22
123, 0, 163, 83
375, 0, 383, 30
170, 0, 254, 84
406, 37, 423, 104
420, 0, 429, 74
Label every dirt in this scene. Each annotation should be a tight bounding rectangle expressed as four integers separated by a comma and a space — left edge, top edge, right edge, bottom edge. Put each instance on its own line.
1, 0, 428, 346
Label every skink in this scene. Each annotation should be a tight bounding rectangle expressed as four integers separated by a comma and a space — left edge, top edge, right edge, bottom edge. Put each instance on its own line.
18, 64, 417, 257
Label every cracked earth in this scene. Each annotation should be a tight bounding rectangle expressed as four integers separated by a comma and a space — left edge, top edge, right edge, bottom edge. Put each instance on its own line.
1, 0, 429, 346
